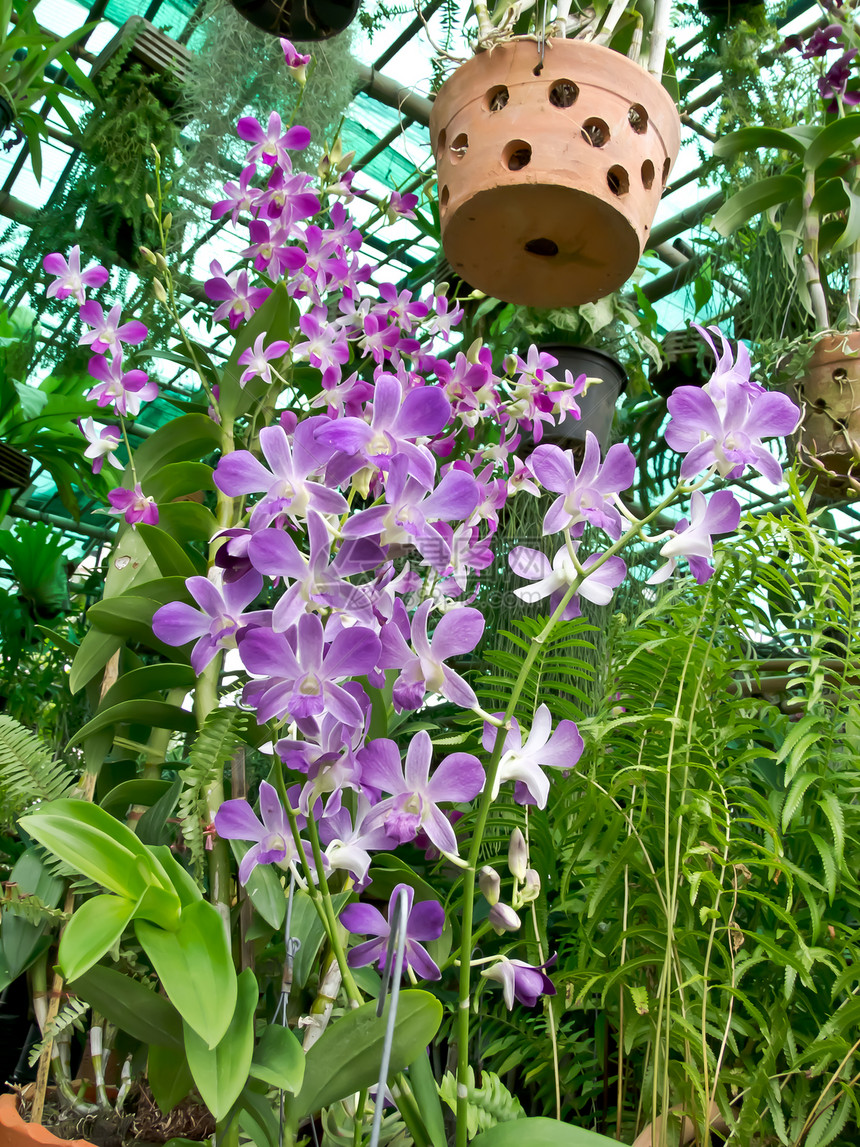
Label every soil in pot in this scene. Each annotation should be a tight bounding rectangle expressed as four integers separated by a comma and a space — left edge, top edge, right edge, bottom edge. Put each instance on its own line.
430, 38, 681, 308
789, 332, 860, 498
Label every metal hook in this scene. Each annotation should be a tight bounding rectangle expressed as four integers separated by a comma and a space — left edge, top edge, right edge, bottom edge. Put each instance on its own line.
368, 886, 410, 1147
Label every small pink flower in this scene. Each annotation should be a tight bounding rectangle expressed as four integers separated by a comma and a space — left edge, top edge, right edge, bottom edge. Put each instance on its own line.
105, 483, 158, 527
78, 301, 148, 357
43, 247, 108, 305
237, 335, 290, 386
78, 417, 123, 474
280, 38, 310, 84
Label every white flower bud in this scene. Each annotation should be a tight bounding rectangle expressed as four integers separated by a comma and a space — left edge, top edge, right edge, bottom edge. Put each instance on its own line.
508, 827, 528, 881
139, 246, 156, 264
479, 865, 501, 906
145, 193, 155, 210
163, 212, 173, 232
155, 253, 168, 272
488, 902, 521, 935
520, 868, 541, 903
153, 279, 168, 303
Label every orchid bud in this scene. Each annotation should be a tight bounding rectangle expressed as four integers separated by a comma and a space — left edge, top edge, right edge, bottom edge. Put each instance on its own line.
155, 253, 168, 272
163, 212, 173, 233
508, 828, 528, 881
435, 281, 450, 297
479, 865, 501, 906
488, 902, 521, 934
503, 352, 518, 375
145, 193, 155, 210
520, 869, 541, 903
139, 246, 156, 264
153, 279, 167, 303
466, 337, 484, 364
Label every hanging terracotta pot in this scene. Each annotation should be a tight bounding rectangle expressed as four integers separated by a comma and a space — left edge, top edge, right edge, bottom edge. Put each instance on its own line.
789, 332, 860, 497
430, 39, 681, 308
228, 0, 360, 40
540, 344, 627, 458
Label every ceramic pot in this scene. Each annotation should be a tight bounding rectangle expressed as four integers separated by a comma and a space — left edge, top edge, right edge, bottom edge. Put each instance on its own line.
0, 443, 32, 491
228, 0, 360, 39
0, 1094, 90, 1147
539, 344, 627, 458
790, 332, 860, 497
430, 39, 681, 308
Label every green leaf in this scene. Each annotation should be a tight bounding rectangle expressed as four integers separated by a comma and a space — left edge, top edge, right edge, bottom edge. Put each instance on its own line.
136, 899, 237, 1047
132, 415, 222, 485
804, 115, 860, 172
58, 893, 138, 982
183, 967, 257, 1120
148, 847, 203, 908
250, 1023, 305, 1093
228, 841, 286, 930
238, 1088, 280, 1147
72, 964, 182, 1049
68, 700, 197, 750
86, 595, 183, 656
296, 991, 442, 1118
100, 779, 176, 818
712, 175, 805, 236
713, 126, 808, 161
136, 524, 203, 578
407, 1050, 447, 1147
148, 1043, 193, 1114
290, 889, 351, 990
146, 462, 215, 506
68, 629, 123, 694
470, 1118, 621, 1146
155, 502, 218, 545
0, 847, 64, 989
136, 778, 183, 848
99, 664, 196, 711
831, 179, 860, 254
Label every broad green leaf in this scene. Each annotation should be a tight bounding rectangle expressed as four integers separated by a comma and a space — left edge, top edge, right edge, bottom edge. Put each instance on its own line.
831, 180, 860, 254
73, 964, 182, 1049
296, 990, 442, 1117
228, 840, 286, 930
250, 1023, 305, 1093
155, 502, 218, 545
132, 414, 222, 484
470, 1118, 628, 1146
68, 628, 123, 694
183, 967, 257, 1119
99, 663, 195, 710
407, 1050, 447, 1147
100, 779, 176, 818
137, 523, 204, 578
104, 526, 160, 597
148, 1043, 193, 1114
238, 1088, 280, 1147
85, 596, 183, 657
68, 700, 197, 749
136, 778, 183, 847
146, 462, 215, 505
136, 899, 237, 1047
20, 800, 175, 903
0, 847, 64, 990
713, 126, 808, 162
59, 893, 138, 982
712, 175, 805, 236
148, 846, 203, 908
804, 114, 860, 172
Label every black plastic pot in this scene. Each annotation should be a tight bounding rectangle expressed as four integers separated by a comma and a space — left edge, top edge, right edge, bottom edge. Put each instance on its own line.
650, 329, 716, 399
0, 443, 32, 491
539, 344, 627, 459
228, 0, 360, 39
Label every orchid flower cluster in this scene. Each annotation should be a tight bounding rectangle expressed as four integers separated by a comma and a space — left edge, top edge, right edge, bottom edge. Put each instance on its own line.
783, 0, 860, 111
44, 91, 801, 1059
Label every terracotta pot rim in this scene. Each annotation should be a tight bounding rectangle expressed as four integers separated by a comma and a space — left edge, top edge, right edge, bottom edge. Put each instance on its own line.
0, 1093, 91, 1147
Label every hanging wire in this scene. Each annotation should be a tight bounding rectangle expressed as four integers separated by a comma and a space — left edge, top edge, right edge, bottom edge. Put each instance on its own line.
368, 886, 410, 1147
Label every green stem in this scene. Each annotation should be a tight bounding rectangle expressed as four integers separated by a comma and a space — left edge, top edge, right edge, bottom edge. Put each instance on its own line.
306, 814, 363, 1005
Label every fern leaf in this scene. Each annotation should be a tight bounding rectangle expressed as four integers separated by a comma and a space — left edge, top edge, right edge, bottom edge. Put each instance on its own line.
0, 714, 74, 823
439, 1066, 524, 1135
28, 996, 89, 1065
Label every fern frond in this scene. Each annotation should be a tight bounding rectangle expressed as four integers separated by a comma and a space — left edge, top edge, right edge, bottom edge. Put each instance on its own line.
439, 1066, 524, 1135
28, 996, 89, 1065
0, 714, 75, 824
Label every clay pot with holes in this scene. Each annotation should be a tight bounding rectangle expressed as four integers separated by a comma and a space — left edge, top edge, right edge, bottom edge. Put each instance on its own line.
429, 38, 680, 308
788, 332, 860, 497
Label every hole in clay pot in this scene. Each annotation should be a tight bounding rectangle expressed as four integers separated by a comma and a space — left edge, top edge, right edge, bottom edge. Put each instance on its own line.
813, 397, 829, 409
607, 166, 629, 196
437, 128, 447, 154
450, 133, 469, 161
662, 156, 671, 185
486, 85, 510, 111
834, 418, 848, 430
549, 79, 578, 107
834, 368, 849, 383
440, 185, 450, 211
504, 140, 532, 170
628, 104, 648, 133
525, 237, 559, 256
582, 119, 609, 147
641, 159, 655, 189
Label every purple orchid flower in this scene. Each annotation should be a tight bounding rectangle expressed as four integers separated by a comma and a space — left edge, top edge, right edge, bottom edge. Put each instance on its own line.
237, 112, 311, 166
78, 417, 122, 474
529, 434, 636, 539
319, 795, 393, 884
152, 570, 265, 674
237, 611, 381, 726
237, 334, 290, 387
257, 166, 321, 224
78, 301, 148, 357
378, 599, 483, 710
214, 420, 348, 529
214, 781, 310, 884
105, 484, 158, 527
341, 883, 444, 981
280, 38, 311, 82
482, 955, 557, 1009
649, 489, 742, 585
819, 49, 860, 109
86, 353, 158, 417
509, 543, 627, 620
43, 246, 108, 304
291, 308, 351, 386
665, 379, 800, 483
801, 23, 844, 57
205, 260, 272, 329
211, 165, 260, 224
384, 190, 419, 222
482, 704, 583, 807
358, 730, 484, 856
